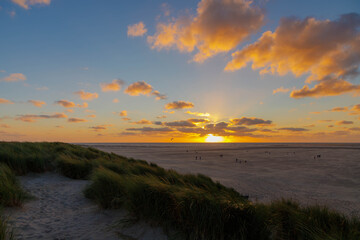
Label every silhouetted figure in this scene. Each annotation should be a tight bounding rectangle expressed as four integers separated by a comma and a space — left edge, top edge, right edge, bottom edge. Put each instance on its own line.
236, 158, 238, 162
199, 156, 202, 160
245, 160, 247, 163
195, 156, 197, 160
220, 154, 223, 157
317, 154, 321, 158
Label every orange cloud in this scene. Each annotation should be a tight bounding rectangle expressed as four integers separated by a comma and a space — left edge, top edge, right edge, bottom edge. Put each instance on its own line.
186, 111, 210, 117
11, 0, 50, 9
77, 102, 88, 108
0, 124, 10, 128
0, 73, 26, 82
132, 119, 152, 125
226, 13, 360, 98
165, 101, 194, 110
278, 127, 308, 132
119, 110, 127, 117
273, 87, 290, 94
0, 98, 14, 104
125, 81, 153, 96
329, 107, 348, 112
336, 120, 353, 125
68, 118, 88, 123
90, 124, 112, 131
148, 0, 264, 62
87, 114, 96, 118
74, 90, 98, 101
16, 113, 67, 122
290, 79, 360, 98
127, 22, 147, 37
100, 79, 124, 92
55, 100, 76, 108
151, 90, 167, 100
113, 98, 119, 103
28, 100, 46, 107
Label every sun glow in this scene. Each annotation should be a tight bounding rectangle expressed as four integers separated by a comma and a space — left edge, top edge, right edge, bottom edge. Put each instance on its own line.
205, 134, 224, 143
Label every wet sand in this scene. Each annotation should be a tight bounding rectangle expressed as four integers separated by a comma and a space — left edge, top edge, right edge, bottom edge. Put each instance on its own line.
85, 143, 360, 216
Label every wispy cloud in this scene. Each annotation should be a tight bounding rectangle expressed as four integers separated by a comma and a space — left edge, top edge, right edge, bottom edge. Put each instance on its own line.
127, 22, 147, 37
90, 124, 112, 131
336, 120, 353, 125
11, 0, 51, 10
230, 117, 272, 126
186, 111, 210, 117
132, 119, 152, 125
100, 79, 125, 92
16, 113, 67, 122
0, 98, 14, 104
55, 100, 76, 108
278, 127, 309, 132
124, 81, 167, 100
68, 118, 88, 123
0, 73, 26, 82
74, 90, 98, 101
28, 100, 46, 107
273, 87, 290, 94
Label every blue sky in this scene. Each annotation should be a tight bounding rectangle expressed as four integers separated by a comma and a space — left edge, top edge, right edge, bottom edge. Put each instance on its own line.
0, 0, 359, 142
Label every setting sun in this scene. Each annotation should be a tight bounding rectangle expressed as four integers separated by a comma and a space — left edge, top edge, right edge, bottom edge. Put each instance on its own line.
205, 134, 224, 143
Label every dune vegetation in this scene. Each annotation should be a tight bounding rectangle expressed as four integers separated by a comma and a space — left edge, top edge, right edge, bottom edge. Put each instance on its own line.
0, 142, 359, 240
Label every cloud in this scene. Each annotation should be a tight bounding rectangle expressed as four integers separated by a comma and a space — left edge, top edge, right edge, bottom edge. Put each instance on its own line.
87, 114, 96, 118
147, 0, 264, 62
187, 118, 210, 123
151, 90, 167, 100
0, 73, 26, 82
132, 119, 152, 125
28, 100, 46, 107
0, 98, 14, 104
349, 127, 360, 131
36, 86, 48, 91
127, 22, 147, 37
186, 111, 210, 117
165, 101, 194, 110
125, 81, 153, 96
77, 102, 88, 108
318, 120, 333, 123
290, 79, 360, 98
113, 98, 119, 103
16, 113, 67, 122
90, 124, 112, 131
122, 117, 131, 121
328, 107, 348, 112
100, 79, 124, 92
226, 13, 360, 98
336, 120, 353, 125
55, 100, 76, 108
0, 124, 10, 128
278, 127, 309, 132
119, 110, 127, 117
11, 0, 51, 9
351, 104, 360, 112
273, 86, 290, 94
124, 81, 167, 99
74, 90, 98, 101
68, 118, 88, 123
230, 117, 272, 126
309, 111, 321, 114
126, 127, 174, 133
157, 115, 167, 119
164, 120, 196, 127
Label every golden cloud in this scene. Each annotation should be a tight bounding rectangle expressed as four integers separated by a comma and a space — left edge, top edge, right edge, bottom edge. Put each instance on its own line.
16, 113, 67, 122
226, 13, 360, 98
90, 124, 112, 131
186, 111, 210, 117
87, 114, 96, 118
77, 102, 88, 108
74, 90, 98, 101
336, 120, 354, 125
55, 100, 76, 108
68, 118, 88, 123
0, 73, 26, 82
125, 81, 153, 96
127, 22, 147, 37
329, 107, 348, 112
100, 79, 124, 92
165, 101, 194, 110
0, 98, 14, 104
28, 100, 46, 107
11, 0, 50, 9
148, 0, 264, 62
119, 110, 127, 117
273, 86, 290, 94
132, 119, 152, 125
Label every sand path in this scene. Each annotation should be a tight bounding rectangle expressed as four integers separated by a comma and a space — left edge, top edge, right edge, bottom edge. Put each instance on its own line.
5, 173, 168, 240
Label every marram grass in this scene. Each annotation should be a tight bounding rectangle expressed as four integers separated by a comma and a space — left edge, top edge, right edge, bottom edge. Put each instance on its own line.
0, 142, 359, 240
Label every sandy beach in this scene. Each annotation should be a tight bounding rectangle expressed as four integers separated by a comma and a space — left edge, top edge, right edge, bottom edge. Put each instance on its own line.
85, 143, 360, 217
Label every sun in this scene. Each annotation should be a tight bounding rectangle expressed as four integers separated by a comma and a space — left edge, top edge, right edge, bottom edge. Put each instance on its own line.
205, 134, 224, 143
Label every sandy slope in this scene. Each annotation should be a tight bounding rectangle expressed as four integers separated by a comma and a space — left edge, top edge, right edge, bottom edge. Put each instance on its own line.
5, 173, 168, 240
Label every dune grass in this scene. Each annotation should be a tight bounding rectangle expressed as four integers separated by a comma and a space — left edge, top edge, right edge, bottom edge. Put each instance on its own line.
0, 142, 359, 240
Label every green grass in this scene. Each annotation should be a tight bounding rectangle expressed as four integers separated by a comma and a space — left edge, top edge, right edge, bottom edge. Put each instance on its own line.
0, 141, 359, 240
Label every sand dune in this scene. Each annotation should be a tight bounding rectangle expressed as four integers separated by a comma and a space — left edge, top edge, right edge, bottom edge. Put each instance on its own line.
87, 143, 360, 217
5, 172, 168, 240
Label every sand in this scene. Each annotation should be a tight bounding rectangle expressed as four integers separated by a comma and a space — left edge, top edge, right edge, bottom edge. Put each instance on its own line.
86, 143, 360, 217
5, 172, 168, 240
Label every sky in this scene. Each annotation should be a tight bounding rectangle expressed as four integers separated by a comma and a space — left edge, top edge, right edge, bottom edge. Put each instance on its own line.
0, 0, 359, 143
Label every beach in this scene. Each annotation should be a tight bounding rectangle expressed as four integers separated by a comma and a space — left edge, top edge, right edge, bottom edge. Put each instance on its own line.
85, 143, 360, 216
